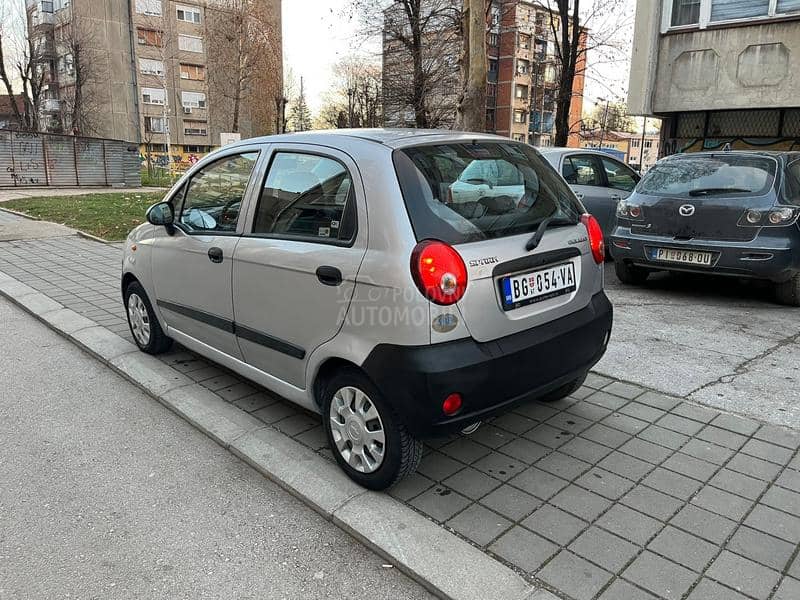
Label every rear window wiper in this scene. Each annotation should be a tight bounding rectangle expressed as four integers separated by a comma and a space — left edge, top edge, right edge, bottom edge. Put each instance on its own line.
688, 187, 753, 197
525, 216, 576, 251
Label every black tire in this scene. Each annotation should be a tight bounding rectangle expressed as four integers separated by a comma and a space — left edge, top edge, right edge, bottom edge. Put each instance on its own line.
775, 273, 800, 307
322, 368, 422, 490
123, 280, 173, 354
615, 260, 650, 285
538, 373, 587, 403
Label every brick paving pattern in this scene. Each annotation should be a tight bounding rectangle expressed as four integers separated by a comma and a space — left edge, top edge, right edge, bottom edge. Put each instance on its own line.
2, 232, 800, 600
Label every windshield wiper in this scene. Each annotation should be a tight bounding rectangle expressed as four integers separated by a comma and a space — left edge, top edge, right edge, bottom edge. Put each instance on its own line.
688, 187, 752, 197
525, 216, 575, 251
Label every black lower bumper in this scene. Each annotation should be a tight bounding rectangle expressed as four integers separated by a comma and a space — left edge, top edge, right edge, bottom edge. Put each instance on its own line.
611, 231, 800, 283
361, 292, 613, 438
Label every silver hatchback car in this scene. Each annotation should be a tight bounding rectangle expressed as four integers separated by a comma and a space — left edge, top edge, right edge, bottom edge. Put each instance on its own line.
121, 129, 613, 489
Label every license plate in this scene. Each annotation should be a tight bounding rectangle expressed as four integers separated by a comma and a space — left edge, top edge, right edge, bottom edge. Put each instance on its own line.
649, 247, 713, 266
500, 262, 577, 311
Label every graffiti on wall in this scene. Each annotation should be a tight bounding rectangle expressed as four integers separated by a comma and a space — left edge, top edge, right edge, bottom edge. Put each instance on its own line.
665, 137, 800, 155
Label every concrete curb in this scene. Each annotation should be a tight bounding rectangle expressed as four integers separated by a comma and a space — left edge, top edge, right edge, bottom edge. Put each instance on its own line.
0, 269, 546, 600
0, 206, 41, 220
75, 230, 115, 244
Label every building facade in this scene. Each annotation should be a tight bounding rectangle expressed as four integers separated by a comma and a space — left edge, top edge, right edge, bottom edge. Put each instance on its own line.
383, 0, 585, 147
579, 129, 661, 172
628, 0, 800, 156
25, 0, 282, 167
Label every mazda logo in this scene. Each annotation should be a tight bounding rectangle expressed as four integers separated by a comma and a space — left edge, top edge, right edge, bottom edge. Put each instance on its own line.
679, 204, 696, 217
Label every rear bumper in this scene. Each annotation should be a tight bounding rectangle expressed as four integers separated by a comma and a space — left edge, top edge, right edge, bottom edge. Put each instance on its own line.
361, 292, 613, 438
611, 228, 800, 282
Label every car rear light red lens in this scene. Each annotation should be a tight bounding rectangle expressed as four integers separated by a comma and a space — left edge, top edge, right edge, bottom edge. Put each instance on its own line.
410, 240, 468, 305
581, 214, 605, 264
442, 393, 462, 416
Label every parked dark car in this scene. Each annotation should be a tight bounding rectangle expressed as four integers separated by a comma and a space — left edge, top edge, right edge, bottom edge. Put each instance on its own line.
610, 151, 800, 306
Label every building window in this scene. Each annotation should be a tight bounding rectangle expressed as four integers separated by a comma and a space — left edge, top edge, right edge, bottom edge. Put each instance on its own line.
145, 116, 168, 133
519, 33, 531, 50
139, 58, 165, 76
178, 35, 203, 53
670, 0, 700, 25
515, 84, 529, 100
184, 121, 207, 136
488, 33, 499, 47
513, 110, 527, 124
146, 143, 168, 153
135, 0, 162, 16
180, 64, 205, 80
137, 28, 163, 47
517, 59, 530, 75
488, 59, 498, 73
667, 0, 800, 28
181, 91, 206, 109
631, 139, 640, 148
487, 83, 496, 97
176, 5, 201, 23
41, 1, 54, 12
57, 54, 74, 76
184, 145, 208, 153
513, 134, 526, 142
644, 139, 653, 149
142, 87, 166, 105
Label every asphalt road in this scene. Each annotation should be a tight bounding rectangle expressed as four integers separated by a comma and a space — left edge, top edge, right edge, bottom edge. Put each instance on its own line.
0, 297, 433, 600
598, 262, 800, 429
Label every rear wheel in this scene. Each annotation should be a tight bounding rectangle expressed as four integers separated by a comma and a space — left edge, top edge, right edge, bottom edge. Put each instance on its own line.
322, 368, 422, 490
538, 373, 587, 403
124, 281, 172, 354
615, 260, 650, 285
775, 273, 800, 307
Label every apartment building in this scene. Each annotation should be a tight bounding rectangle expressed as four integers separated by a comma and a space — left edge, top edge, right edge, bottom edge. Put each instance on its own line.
26, 0, 282, 165
579, 129, 661, 172
382, 0, 586, 147
629, 0, 800, 156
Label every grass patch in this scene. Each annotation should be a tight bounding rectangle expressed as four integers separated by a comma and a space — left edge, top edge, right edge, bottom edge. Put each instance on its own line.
2, 191, 166, 241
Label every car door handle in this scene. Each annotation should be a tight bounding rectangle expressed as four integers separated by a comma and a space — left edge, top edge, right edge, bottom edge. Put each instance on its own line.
208, 247, 224, 263
575, 192, 584, 200
316, 266, 343, 286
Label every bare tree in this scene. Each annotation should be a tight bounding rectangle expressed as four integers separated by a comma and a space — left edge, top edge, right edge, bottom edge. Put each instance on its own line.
0, 2, 44, 131
542, 0, 632, 146
317, 56, 382, 129
350, 0, 461, 129
206, 0, 281, 135
454, 0, 486, 131
54, 13, 101, 135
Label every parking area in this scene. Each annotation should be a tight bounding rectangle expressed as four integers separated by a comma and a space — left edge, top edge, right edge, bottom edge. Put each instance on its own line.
1, 225, 798, 600
599, 263, 800, 429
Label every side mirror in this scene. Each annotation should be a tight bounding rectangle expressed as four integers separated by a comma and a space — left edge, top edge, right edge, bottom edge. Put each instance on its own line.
146, 202, 174, 226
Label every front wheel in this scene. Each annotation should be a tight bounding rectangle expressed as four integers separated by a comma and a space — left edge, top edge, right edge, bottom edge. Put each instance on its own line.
615, 260, 650, 285
124, 281, 172, 354
322, 368, 422, 490
775, 273, 800, 306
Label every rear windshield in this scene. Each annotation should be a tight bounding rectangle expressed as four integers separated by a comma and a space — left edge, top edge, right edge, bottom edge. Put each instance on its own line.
638, 155, 777, 198
393, 142, 583, 244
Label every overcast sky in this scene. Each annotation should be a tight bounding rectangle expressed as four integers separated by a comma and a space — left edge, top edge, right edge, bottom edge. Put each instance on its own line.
283, 0, 638, 115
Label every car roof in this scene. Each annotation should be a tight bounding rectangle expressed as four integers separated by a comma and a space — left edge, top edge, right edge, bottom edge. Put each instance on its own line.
536, 147, 624, 158
224, 128, 510, 151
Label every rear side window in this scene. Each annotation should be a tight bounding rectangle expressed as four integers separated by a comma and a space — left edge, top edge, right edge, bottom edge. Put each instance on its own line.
252, 152, 356, 242
394, 142, 582, 244
639, 155, 777, 198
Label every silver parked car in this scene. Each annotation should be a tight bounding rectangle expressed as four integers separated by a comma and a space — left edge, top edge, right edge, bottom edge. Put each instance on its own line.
538, 148, 641, 238
121, 129, 613, 489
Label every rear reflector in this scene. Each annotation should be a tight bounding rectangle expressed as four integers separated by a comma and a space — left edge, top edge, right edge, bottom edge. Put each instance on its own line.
442, 393, 462, 416
581, 214, 605, 264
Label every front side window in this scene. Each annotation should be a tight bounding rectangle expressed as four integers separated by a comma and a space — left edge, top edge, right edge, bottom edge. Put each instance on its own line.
252, 153, 357, 242
563, 156, 602, 186
178, 153, 258, 233
601, 158, 639, 192
638, 155, 777, 198
393, 142, 582, 245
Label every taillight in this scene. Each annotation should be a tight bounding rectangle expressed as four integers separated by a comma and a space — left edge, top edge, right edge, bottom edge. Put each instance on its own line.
410, 240, 468, 305
581, 214, 605, 264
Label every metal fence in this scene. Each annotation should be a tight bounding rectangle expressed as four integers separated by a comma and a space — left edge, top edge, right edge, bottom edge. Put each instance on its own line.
0, 130, 141, 188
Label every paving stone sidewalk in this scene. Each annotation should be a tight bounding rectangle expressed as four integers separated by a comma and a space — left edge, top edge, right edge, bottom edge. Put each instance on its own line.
2, 230, 800, 600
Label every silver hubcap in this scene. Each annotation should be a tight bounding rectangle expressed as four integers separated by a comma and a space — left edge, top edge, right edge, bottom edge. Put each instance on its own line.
329, 386, 386, 474
127, 293, 151, 347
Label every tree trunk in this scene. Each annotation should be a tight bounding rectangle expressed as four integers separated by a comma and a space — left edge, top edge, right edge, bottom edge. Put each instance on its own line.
411, 44, 428, 128
553, 0, 580, 147
456, 0, 486, 132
